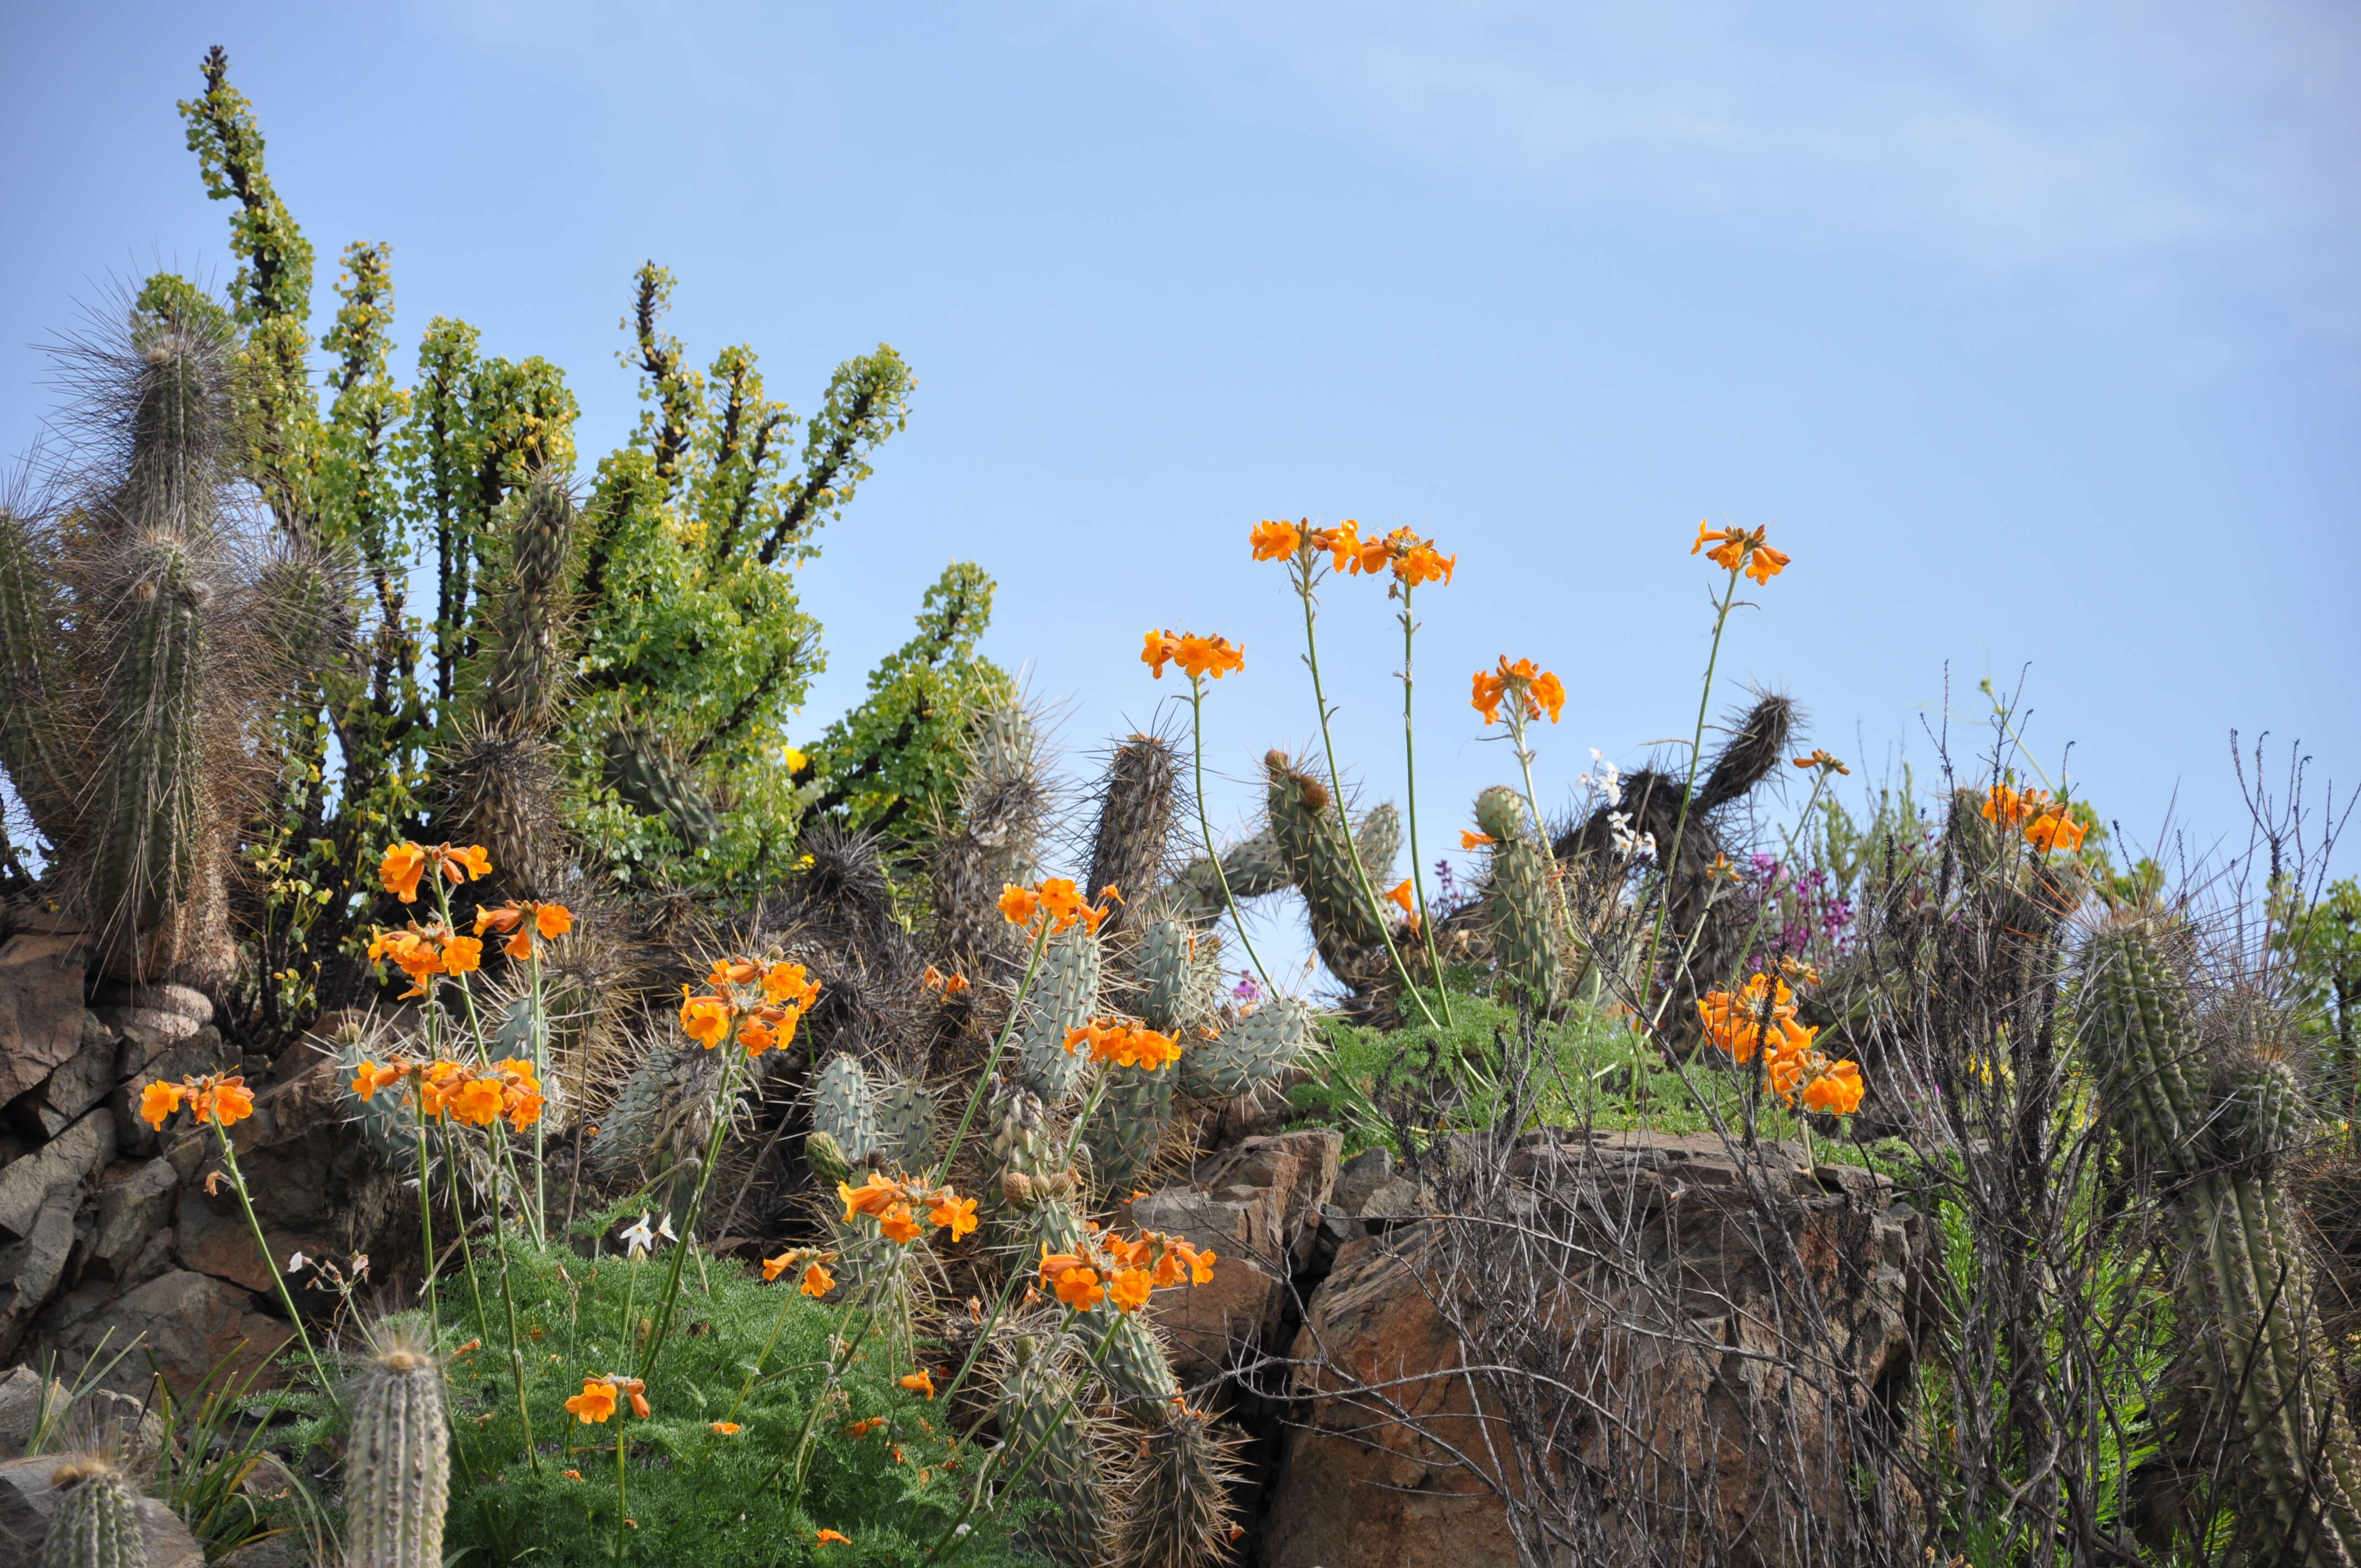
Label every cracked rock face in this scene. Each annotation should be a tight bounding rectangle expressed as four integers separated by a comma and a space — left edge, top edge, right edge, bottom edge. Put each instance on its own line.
1261, 1131, 1932, 1568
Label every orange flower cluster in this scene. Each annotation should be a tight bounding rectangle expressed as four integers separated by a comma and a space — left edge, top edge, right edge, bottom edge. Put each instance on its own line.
366, 922, 483, 1000
1062, 1018, 1183, 1070
997, 878, 1116, 937
1470, 656, 1566, 727
349, 1055, 544, 1131
378, 841, 492, 905
1037, 1226, 1215, 1315
922, 965, 970, 995
565, 1375, 649, 1424
1141, 629, 1247, 682
1247, 519, 1454, 589
1697, 973, 1865, 1117
472, 900, 574, 960
677, 955, 822, 1058
1981, 784, 2088, 854
1690, 521, 1791, 585
761, 1245, 839, 1297
836, 1172, 980, 1245
139, 1073, 255, 1131
1249, 519, 1303, 560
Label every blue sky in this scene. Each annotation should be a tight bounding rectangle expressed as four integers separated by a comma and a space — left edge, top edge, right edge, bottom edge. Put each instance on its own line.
4, 3, 2355, 972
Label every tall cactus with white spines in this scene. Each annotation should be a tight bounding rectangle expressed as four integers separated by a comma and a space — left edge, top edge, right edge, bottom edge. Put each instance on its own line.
1084, 734, 1179, 943
1474, 784, 1569, 1009
37, 1458, 148, 1568
933, 696, 1050, 976
2081, 912, 2361, 1564
344, 1322, 451, 1568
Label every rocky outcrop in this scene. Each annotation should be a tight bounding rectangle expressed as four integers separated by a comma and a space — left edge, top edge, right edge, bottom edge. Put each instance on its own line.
1259, 1131, 1930, 1568
0, 918, 411, 1396
1132, 1129, 1339, 1381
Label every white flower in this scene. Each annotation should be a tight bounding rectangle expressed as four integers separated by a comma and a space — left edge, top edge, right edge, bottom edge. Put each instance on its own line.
286, 1251, 308, 1274
619, 1212, 656, 1259
1579, 749, 1624, 808
656, 1214, 678, 1245
1608, 812, 1658, 861
351, 1253, 370, 1276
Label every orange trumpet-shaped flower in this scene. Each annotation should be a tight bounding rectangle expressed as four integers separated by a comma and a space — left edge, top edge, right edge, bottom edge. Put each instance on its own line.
1460, 829, 1495, 850
1141, 629, 1179, 678
928, 1192, 979, 1241
139, 1080, 183, 1129
1249, 519, 1302, 560
1792, 750, 1850, 776
380, 843, 428, 903
900, 1369, 937, 1400
1053, 1267, 1105, 1310
761, 1249, 804, 1282
1304, 520, 1362, 571
1690, 521, 1790, 584
816, 1531, 851, 1548
442, 844, 493, 884
838, 1172, 906, 1222
802, 1260, 836, 1298
678, 988, 734, 1048
998, 884, 1041, 927
565, 1381, 617, 1424
1471, 656, 1562, 726
1173, 633, 1245, 682
1695, 974, 1798, 1064
2025, 809, 2088, 854
1109, 1267, 1155, 1314
712, 1422, 742, 1434
879, 1203, 924, 1245
1386, 879, 1415, 915
761, 960, 820, 1008
1800, 1060, 1865, 1117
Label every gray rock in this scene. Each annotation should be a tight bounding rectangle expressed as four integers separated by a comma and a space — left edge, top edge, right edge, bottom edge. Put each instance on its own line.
36, 1269, 292, 1398
0, 935, 89, 1107
1330, 1145, 1394, 1213
218, 1534, 310, 1568
0, 1110, 114, 1242
83, 1159, 179, 1285
0, 1366, 66, 1459
0, 1182, 84, 1360
5, 1015, 117, 1141
0, 1452, 204, 1568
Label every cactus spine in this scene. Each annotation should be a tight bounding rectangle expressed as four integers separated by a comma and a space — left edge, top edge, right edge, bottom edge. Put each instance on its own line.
2082, 913, 2361, 1564
1474, 785, 1569, 1008
1181, 995, 1315, 1102
37, 1460, 148, 1568
812, 1053, 881, 1165
1084, 735, 1179, 941
998, 1335, 1113, 1567
1014, 924, 1103, 1107
932, 698, 1048, 976
345, 1329, 451, 1568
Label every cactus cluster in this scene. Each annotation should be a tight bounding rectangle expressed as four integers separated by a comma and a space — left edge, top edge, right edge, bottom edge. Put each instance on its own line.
2081, 911, 2361, 1561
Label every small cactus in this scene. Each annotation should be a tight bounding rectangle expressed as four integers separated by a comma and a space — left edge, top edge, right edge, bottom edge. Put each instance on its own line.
1180, 995, 1315, 1101
1014, 924, 1103, 1106
1474, 785, 1569, 1008
1087, 1063, 1174, 1200
1138, 914, 1220, 1039
872, 1078, 939, 1175
998, 1334, 1113, 1567
37, 1458, 148, 1568
811, 1053, 880, 1166
481, 473, 577, 735
344, 1322, 451, 1568
1173, 826, 1293, 921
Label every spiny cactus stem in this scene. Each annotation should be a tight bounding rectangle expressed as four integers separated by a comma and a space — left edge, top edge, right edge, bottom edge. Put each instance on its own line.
937, 1260, 1035, 1412
1287, 570, 1440, 1027
928, 917, 1054, 1188
1639, 563, 1745, 1025
1189, 679, 1274, 990
921, 1311, 1128, 1565
1395, 585, 1455, 1024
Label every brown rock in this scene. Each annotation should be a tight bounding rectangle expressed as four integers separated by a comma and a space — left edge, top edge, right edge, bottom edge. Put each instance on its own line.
37, 1270, 293, 1396
1261, 1131, 1928, 1568
0, 1453, 204, 1568
0, 935, 88, 1107
1131, 1129, 1338, 1379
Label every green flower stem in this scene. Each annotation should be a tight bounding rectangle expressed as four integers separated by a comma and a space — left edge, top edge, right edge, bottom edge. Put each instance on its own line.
929, 920, 1054, 1188
1639, 563, 1743, 1027
413, 1121, 439, 1333
635, 1046, 744, 1381
1396, 586, 1452, 1024
529, 946, 549, 1246
922, 1310, 1126, 1564
486, 1140, 540, 1472
726, 1262, 822, 1424
442, 1123, 492, 1342
1189, 679, 1271, 991
937, 1263, 1033, 1413
206, 1124, 335, 1400
1291, 552, 1439, 1028
777, 1259, 900, 1510
612, 1398, 630, 1564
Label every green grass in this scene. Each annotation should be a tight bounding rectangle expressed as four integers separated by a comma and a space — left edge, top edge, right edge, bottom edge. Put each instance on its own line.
1289, 982, 1899, 1175
425, 1237, 1046, 1568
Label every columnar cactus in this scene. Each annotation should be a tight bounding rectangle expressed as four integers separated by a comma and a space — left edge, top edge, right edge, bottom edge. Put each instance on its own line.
873, 1079, 939, 1175
932, 698, 1049, 974
998, 1333, 1113, 1567
344, 1324, 451, 1568
482, 473, 577, 734
1474, 785, 1569, 1008
1084, 735, 1178, 943
37, 1459, 148, 1568
601, 726, 721, 848
2081, 912, 2361, 1563
1265, 752, 1396, 978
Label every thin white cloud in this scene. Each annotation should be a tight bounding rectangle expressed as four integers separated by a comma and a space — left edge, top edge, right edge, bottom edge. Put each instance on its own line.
1146, 1, 2361, 288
